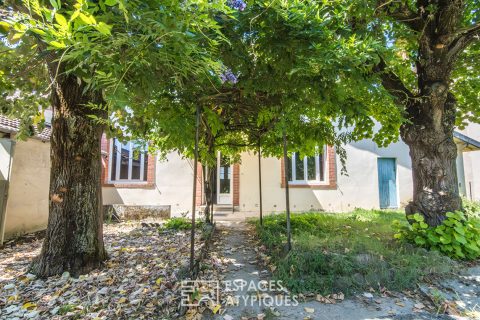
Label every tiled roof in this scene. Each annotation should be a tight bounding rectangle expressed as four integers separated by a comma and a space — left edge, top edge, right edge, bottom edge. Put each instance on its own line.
0, 115, 51, 141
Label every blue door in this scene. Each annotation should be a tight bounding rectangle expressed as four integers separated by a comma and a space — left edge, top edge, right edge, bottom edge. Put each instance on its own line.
377, 158, 398, 209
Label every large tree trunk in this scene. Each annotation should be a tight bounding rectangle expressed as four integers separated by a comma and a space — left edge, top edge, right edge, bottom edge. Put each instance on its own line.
400, 10, 464, 226
31, 72, 107, 277
401, 92, 461, 226
381, 0, 471, 227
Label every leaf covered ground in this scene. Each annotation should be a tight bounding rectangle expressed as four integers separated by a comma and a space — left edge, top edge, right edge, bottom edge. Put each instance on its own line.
0, 219, 206, 320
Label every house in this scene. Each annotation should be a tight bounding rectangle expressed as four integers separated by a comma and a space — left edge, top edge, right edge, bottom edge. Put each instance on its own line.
1, 113, 479, 242
100, 126, 480, 214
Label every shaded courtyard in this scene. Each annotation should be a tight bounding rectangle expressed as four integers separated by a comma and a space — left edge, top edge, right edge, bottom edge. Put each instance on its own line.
0, 219, 206, 319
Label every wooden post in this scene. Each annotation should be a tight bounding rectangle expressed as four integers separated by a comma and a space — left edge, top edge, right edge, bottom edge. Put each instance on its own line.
258, 138, 263, 226
282, 128, 292, 251
190, 105, 201, 271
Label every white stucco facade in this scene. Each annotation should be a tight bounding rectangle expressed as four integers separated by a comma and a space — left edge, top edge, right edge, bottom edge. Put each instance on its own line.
238, 139, 414, 213
460, 123, 480, 201
102, 152, 196, 216
3, 138, 50, 239
1, 128, 479, 240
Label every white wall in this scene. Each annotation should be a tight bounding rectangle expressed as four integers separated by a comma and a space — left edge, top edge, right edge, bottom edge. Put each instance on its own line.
4, 138, 50, 239
239, 139, 413, 213
102, 152, 195, 216
460, 123, 480, 201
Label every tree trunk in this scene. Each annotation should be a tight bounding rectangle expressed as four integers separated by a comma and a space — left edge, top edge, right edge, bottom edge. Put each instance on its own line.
375, 1, 474, 226
203, 165, 216, 224
203, 165, 212, 224
401, 91, 461, 226
31, 73, 107, 277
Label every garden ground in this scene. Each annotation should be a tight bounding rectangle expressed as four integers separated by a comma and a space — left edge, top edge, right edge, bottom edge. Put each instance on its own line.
1, 211, 480, 319
191, 210, 480, 320
0, 218, 208, 319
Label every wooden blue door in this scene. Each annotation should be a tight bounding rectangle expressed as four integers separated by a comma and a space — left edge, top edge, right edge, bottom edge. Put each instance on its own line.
377, 158, 398, 209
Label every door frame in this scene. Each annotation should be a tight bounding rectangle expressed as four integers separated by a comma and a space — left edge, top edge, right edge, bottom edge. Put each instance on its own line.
377, 157, 399, 209
216, 152, 233, 205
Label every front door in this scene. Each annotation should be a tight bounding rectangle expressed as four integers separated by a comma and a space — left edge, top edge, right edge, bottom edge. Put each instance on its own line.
377, 158, 398, 209
217, 154, 232, 205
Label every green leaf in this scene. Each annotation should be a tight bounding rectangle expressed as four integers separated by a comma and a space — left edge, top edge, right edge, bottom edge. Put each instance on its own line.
79, 13, 95, 25
453, 233, 466, 244
0, 21, 10, 35
48, 40, 66, 48
30, 28, 47, 36
454, 226, 465, 235
105, 0, 118, 6
413, 213, 424, 222
427, 233, 440, 243
8, 31, 24, 44
94, 22, 112, 35
439, 235, 452, 244
414, 236, 426, 245
70, 11, 80, 22
49, 0, 60, 10
55, 13, 68, 27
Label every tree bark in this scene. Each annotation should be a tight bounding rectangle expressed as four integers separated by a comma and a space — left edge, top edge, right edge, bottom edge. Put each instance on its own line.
375, 1, 474, 226
401, 92, 461, 226
202, 165, 213, 224
31, 69, 107, 277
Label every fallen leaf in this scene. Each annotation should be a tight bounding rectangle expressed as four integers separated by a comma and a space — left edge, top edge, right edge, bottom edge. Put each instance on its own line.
304, 307, 315, 313
22, 302, 36, 310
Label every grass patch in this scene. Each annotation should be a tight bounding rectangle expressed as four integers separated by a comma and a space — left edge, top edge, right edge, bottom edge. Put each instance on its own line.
253, 209, 458, 296
160, 217, 204, 231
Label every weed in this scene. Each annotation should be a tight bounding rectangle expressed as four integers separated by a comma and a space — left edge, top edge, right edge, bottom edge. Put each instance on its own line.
159, 217, 204, 231
253, 209, 457, 296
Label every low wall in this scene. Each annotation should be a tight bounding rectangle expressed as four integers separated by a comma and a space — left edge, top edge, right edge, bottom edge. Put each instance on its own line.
103, 204, 171, 221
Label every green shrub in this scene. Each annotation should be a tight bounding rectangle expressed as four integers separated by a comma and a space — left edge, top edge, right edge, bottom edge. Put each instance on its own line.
394, 212, 480, 260
160, 217, 204, 231
463, 197, 480, 219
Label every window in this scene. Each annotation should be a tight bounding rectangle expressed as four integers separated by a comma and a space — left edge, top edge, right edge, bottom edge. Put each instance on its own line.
109, 139, 148, 182
287, 149, 326, 183
219, 156, 231, 194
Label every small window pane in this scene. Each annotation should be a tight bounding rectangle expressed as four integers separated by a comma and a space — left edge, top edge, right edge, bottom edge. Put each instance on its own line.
119, 142, 129, 179
131, 148, 141, 180
219, 157, 230, 193
295, 152, 304, 181
111, 144, 117, 180
307, 156, 316, 180
319, 153, 325, 181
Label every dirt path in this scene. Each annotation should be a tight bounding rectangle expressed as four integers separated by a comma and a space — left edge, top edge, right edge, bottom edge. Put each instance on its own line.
202, 220, 466, 320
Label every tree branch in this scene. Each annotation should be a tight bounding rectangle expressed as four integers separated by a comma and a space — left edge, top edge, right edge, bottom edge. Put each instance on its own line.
375, 0, 423, 31
447, 23, 480, 61
373, 57, 414, 107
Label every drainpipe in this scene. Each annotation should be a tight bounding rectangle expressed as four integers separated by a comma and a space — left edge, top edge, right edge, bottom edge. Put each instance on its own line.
0, 139, 15, 246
